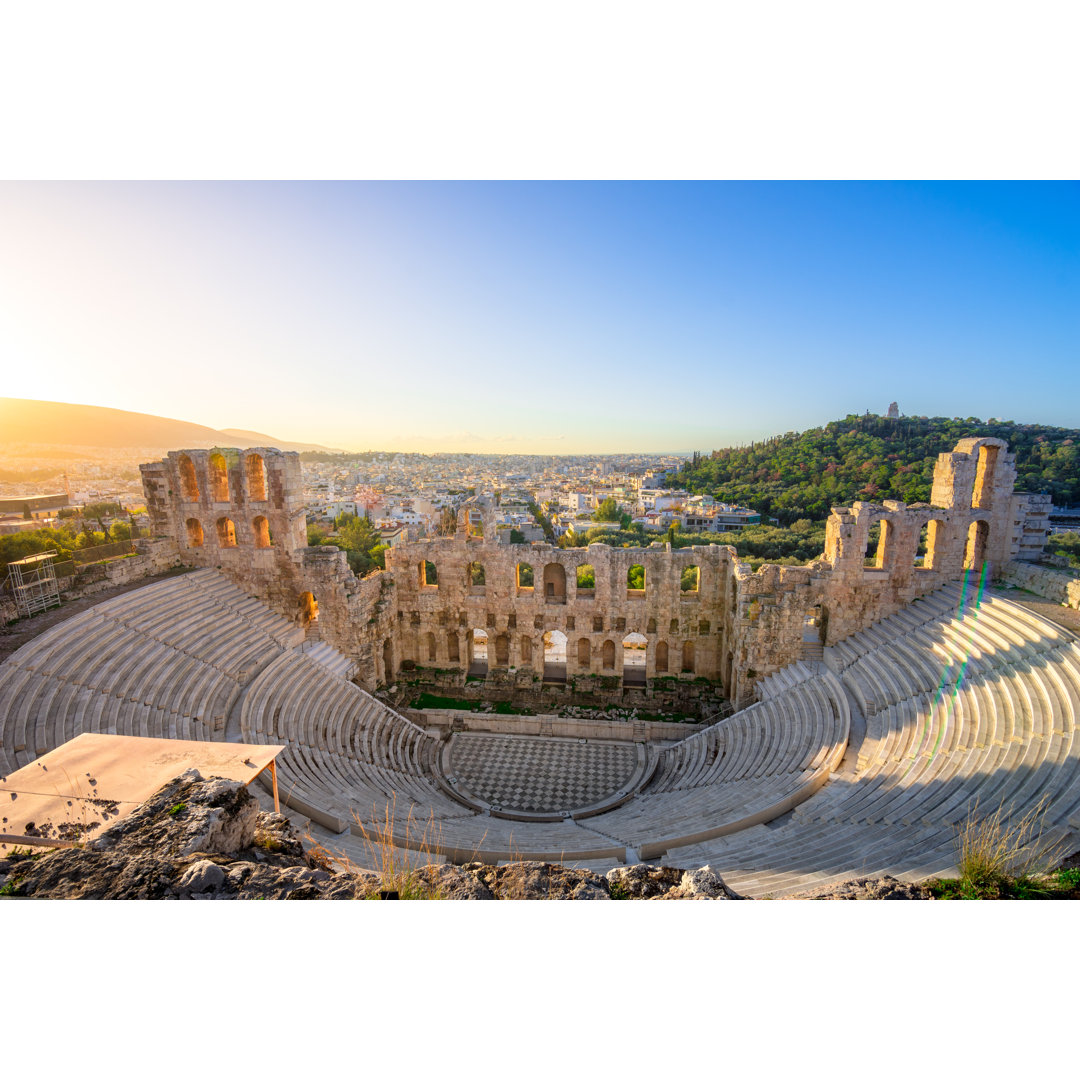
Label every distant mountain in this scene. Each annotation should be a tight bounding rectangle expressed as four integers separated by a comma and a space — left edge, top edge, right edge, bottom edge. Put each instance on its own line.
218, 428, 337, 453
0, 398, 338, 453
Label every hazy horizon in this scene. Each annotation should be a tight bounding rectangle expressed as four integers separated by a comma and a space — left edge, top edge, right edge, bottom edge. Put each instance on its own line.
2, 182, 1077, 454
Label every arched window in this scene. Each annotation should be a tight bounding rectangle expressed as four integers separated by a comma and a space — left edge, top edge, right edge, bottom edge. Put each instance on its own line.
494, 633, 509, 666
299, 591, 318, 625
382, 639, 394, 682
185, 518, 204, 547
245, 453, 268, 502
447, 632, 460, 663
925, 520, 943, 570
208, 452, 230, 502
252, 515, 271, 548
467, 561, 485, 590
542, 563, 566, 603
520, 635, 533, 663
972, 444, 999, 510
655, 640, 669, 673
681, 641, 695, 674
426, 632, 437, 662
576, 563, 595, 593
622, 632, 647, 686
577, 637, 591, 670
627, 564, 645, 595
517, 562, 534, 590
544, 630, 567, 682
178, 454, 200, 501
964, 520, 990, 571
602, 639, 616, 670
216, 517, 237, 547
681, 565, 700, 592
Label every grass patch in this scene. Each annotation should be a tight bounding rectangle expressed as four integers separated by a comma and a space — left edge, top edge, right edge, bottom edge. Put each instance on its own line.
925, 797, 1073, 899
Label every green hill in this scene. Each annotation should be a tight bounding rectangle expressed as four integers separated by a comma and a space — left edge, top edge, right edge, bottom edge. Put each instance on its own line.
671, 414, 1080, 525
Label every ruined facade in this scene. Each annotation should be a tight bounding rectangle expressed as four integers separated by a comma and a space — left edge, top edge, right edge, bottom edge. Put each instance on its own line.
140, 437, 1052, 710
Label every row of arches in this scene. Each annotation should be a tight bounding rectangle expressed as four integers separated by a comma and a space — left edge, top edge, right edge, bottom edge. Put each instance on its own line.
177, 452, 268, 504
186, 515, 272, 549
418, 559, 705, 598
862, 517, 991, 574
423, 629, 698, 679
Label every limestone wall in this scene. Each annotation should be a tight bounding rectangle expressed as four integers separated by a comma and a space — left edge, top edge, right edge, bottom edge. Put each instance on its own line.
997, 559, 1080, 610
136, 438, 1054, 713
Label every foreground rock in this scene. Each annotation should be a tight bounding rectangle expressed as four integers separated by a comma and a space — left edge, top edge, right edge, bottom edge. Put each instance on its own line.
783, 876, 933, 900
0, 772, 924, 900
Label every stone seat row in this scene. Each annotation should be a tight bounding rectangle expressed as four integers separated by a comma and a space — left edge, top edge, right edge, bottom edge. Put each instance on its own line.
659, 591, 1080, 895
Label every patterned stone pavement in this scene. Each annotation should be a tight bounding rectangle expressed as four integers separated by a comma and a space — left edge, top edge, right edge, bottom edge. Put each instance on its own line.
448, 733, 638, 813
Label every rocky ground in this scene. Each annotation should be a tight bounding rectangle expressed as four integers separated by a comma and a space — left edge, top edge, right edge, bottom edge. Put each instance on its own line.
0, 770, 938, 900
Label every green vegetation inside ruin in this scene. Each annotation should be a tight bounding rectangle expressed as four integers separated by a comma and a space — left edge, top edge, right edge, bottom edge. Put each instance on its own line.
410, 693, 533, 715
670, 413, 1080, 524
167, 802, 186, 816
927, 865, 1080, 900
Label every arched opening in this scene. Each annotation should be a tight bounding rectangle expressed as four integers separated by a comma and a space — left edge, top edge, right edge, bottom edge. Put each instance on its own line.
467, 561, 485, 592
925, 519, 943, 570
216, 517, 237, 547
602, 639, 616, 670
468, 629, 488, 676
724, 651, 733, 692
577, 637, 591, 670
178, 454, 200, 501
681, 565, 700, 592
544, 630, 567, 682
520, 635, 533, 664
972, 444, 999, 510
420, 560, 438, 587
622, 632, 647, 686
655, 640, 669, 673
245, 453, 267, 502
576, 563, 595, 594
627, 563, 645, 596
447, 632, 460, 663
915, 522, 930, 567
185, 518, 204, 547
542, 563, 566, 604
863, 520, 881, 567
252, 515, 271, 548
208, 452, 230, 502
681, 641, 695, 674
804, 605, 826, 644
299, 591, 318, 626
964, 520, 990, 571
494, 633, 509, 666
647, 617, 657, 634
872, 520, 891, 569
516, 562, 534, 590
382, 639, 394, 682
426, 632, 437, 662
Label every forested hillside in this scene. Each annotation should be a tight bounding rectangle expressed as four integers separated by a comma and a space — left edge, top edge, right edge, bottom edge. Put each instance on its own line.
671, 414, 1080, 525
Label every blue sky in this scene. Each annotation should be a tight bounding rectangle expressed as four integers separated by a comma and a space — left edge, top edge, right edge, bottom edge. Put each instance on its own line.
1, 181, 1076, 453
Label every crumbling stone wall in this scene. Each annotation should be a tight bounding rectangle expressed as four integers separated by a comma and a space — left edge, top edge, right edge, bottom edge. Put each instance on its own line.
139, 439, 1052, 711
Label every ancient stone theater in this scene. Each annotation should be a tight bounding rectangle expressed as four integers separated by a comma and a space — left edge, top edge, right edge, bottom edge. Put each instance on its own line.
3, 437, 1079, 895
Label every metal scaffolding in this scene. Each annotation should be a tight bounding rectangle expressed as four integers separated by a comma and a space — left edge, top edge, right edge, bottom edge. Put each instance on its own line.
6, 550, 62, 619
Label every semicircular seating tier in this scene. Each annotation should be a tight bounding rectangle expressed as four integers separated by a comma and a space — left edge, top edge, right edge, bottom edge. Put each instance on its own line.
3, 572, 1079, 890
659, 581, 1080, 896
0, 569, 304, 776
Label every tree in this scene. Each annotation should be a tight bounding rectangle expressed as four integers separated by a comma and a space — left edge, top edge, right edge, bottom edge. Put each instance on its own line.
510, 529, 525, 544
593, 497, 620, 522
438, 507, 458, 536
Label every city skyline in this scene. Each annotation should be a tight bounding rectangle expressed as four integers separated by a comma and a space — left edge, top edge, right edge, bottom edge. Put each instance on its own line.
1, 181, 1077, 454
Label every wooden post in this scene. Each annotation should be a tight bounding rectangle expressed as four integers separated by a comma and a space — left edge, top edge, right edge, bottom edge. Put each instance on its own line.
270, 758, 280, 814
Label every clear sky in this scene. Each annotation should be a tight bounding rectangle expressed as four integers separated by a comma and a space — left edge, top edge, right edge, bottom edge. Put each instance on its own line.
1, 181, 1077, 453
